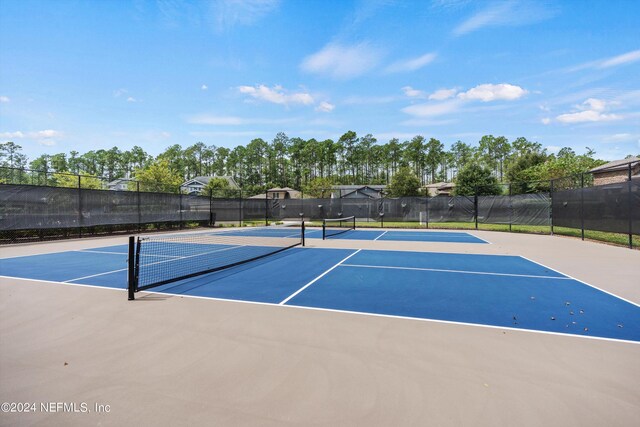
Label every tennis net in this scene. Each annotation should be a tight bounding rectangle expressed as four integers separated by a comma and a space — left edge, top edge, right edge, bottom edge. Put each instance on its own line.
322, 216, 356, 240
127, 223, 304, 300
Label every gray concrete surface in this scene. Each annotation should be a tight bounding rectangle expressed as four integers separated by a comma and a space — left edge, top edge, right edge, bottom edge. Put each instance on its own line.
1, 230, 639, 426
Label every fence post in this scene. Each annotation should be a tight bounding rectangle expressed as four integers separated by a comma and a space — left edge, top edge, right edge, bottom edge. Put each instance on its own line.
137, 181, 141, 233
239, 189, 243, 227
508, 183, 512, 233
78, 175, 83, 238
426, 191, 429, 229
628, 163, 633, 249
209, 188, 213, 227
179, 190, 184, 229
580, 173, 584, 241
549, 179, 554, 236
265, 190, 269, 226
474, 187, 478, 230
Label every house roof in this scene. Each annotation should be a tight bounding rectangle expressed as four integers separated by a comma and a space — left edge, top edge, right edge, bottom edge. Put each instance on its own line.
331, 185, 386, 190
589, 157, 640, 173
438, 182, 456, 190
424, 182, 447, 189
182, 175, 239, 189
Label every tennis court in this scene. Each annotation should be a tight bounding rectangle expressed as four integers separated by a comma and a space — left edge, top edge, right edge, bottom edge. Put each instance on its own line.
0, 228, 636, 342
216, 225, 488, 243
2, 226, 640, 426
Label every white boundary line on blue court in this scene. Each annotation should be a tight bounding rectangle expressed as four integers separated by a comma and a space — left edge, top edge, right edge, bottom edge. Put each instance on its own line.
278, 249, 361, 305
373, 231, 388, 241
340, 264, 573, 280
2, 272, 638, 345
142, 290, 640, 346
0, 275, 126, 291
518, 255, 640, 308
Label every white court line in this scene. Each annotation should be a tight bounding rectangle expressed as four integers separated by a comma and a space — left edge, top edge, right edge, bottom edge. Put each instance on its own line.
518, 255, 640, 308
278, 249, 362, 305
373, 231, 388, 241
2, 273, 637, 345
135, 288, 640, 346
0, 275, 125, 292
74, 249, 128, 256
340, 263, 572, 280
64, 267, 128, 283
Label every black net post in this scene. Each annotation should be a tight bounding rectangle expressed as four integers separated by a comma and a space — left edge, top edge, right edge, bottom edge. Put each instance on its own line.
127, 236, 136, 301
300, 213, 305, 246
380, 212, 384, 228
425, 192, 429, 229
580, 173, 585, 241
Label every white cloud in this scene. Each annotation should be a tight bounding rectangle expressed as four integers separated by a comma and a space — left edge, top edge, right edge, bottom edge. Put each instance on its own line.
453, 1, 557, 36
429, 88, 458, 100
402, 100, 462, 117
238, 84, 314, 106
402, 86, 426, 98
598, 49, 640, 68
0, 96, 9, 103
35, 130, 60, 138
541, 118, 551, 125
113, 89, 128, 98
457, 83, 527, 102
126, 97, 137, 102
38, 139, 56, 146
201, 84, 208, 90
386, 53, 437, 73
555, 98, 622, 123
556, 111, 620, 124
300, 42, 383, 79
2, 130, 59, 138
315, 101, 335, 113
0, 131, 25, 139
211, 0, 280, 31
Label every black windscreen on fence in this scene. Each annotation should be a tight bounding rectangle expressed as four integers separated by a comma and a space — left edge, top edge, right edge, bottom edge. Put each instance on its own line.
477, 193, 550, 226
1, 177, 638, 244
427, 196, 475, 223
552, 182, 638, 235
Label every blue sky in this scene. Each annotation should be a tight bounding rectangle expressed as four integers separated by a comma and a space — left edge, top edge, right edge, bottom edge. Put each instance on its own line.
1, 0, 639, 160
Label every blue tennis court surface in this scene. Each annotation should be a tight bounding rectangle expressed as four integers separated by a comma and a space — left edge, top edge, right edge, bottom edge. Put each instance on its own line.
1, 244, 638, 342
217, 227, 488, 243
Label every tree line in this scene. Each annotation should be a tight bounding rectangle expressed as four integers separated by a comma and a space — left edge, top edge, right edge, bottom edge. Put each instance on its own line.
1, 131, 635, 196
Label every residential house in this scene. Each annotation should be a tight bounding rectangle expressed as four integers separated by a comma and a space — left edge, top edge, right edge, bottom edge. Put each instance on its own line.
589, 157, 640, 186
423, 182, 456, 196
107, 178, 130, 191
181, 176, 239, 195
249, 187, 302, 199
331, 185, 386, 199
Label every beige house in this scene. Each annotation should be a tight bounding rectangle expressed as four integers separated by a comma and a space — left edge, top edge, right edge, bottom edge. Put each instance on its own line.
249, 187, 302, 199
589, 158, 640, 186
424, 182, 455, 196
